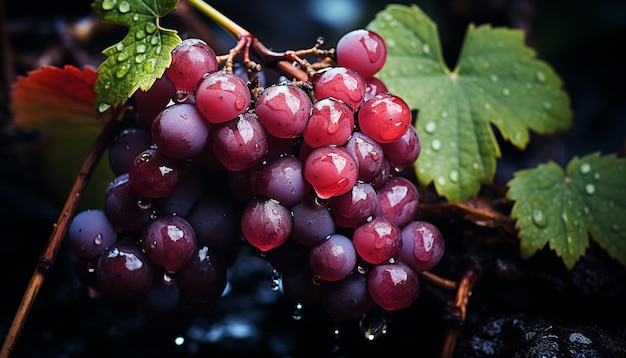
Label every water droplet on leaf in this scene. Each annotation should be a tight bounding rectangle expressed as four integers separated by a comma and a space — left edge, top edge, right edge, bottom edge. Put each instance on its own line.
118, 1, 130, 13
579, 163, 591, 174
585, 183, 595, 195
532, 209, 547, 227
101, 0, 116, 10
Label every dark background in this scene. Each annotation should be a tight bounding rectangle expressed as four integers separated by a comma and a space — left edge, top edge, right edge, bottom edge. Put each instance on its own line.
1, 0, 625, 357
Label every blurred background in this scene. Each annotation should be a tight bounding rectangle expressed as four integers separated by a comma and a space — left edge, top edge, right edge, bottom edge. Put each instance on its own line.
1, 0, 625, 357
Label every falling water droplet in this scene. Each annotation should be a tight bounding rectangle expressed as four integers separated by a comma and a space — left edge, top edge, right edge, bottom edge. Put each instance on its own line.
359, 306, 392, 341
532, 209, 547, 227
292, 303, 303, 320
270, 269, 281, 291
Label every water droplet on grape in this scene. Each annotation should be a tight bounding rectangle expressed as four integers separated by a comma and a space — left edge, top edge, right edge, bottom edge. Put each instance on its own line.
532, 209, 547, 227
101, 0, 116, 10
580, 163, 591, 174
93, 233, 103, 245
175, 90, 189, 102
425, 121, 436, 133
137, 196, 152, 210
585, 183, 595, 195
150, 240, 158, 249
139, 152, 152, 162
118, 1, 130, 13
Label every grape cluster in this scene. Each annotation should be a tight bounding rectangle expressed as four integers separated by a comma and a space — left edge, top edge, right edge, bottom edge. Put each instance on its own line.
67, 29, 445, 325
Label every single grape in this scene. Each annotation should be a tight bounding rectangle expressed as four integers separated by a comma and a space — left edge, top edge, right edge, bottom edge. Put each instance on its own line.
343, 132, 384, 184
357, 93, 411, 144
327, 181, 378, 228
398, 221, 445, 272
128, 147, 183, 199
376, 176, 419, 228
186, 193, 242, 251
196, 71, 251, 124
210, 111, 269, 171
249, 156, 310, 206
141, 215, 198, 272
177, 246, 228, 303
367, 261, 419, 311
321, 273, 373, 321
104, 173, 154, 232
303, 146, 358, 200
290, 194, 336, 246
165, 38, 218, 91
336, 29, 387, 79
96, 242, 155, 301
241, 198, 292, 252
303, 97, 354, 148
352, 217, 402, 264
309, 234, 357, 282
380, 124, 420, 172
108, 127, 152, 176
255, 84, 312, 138
364, 76, 388, 101
313, 66, 366, 110
151, 103, 211, 160
66, 209, 118, 261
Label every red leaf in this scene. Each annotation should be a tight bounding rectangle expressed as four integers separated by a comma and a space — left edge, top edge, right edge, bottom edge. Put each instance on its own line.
11, 65, 99, 126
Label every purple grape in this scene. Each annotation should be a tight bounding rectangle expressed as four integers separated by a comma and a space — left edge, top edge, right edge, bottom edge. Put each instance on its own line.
129, 147, 183, 199
108, 127, 152, 176
177, 246, 228, 303
66, 209, 118, 261
151, 103, 211, 160
241, 198, 292, 252
104, 173, 154, 232
352, 217, 402, 264
367, 261, 419, 311
309, 234, 357, 282
376, 176, 419, 228
96, 242, 155, 301
313, 66, 367, 111
210, 111, 269, 171
398, 221, 445, 272
336, 29, 387, 79
281, 260, 327, 305
135, 75, 176, 125
255, 84, 312, 139
343, 132, 384, 183
321, 273, 373, 321
165, 38, 219, 92
249, 156, 310, 206
290, 194, 336, 246
141, 215, 198, 272
186, 193, 242, 251
328, 181, 378, 228
381, 124, 421, 172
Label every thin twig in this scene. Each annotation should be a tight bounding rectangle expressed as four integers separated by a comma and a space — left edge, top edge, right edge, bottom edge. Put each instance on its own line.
0, 108, 122, 358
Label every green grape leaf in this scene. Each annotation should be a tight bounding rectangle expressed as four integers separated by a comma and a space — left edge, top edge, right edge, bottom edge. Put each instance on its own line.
367, 4, 572, 202
506, 153, 626, 269
92, 0, 181, 113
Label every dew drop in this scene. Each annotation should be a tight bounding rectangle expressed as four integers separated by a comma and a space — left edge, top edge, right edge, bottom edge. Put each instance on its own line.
536, 71, 546, 83
583, 206, 590, 214
104, 81, 111, 89
270, 269, 281, 291
292, 303, 303, 320
118, 1, 130, 13
543, 101, 552, 109
135, 54, 146, 63
145, 21, 157, 34
136, 44, 147, 54
585, 183, 595, 195
594, 172, 600, 180
115, 43, 124, 51
580, 163, 591, 174
424, 121, 436, 133
150, 36, 160, 46
150, 240, 158, 249
421, 43, 430, 55
101, 0, 116, 10
94, 233, 103, 246
502, 88, 510, 96
115, 64, 130, 78
490, 74, 498, 82
532, 209, 547, 227
484, 103, 492, 110
137, 196, 152, 210
98, 103, 111, 113
472, 162, 480, 170
143, 59, 156, 74
135, 29, 147, 40
449, 170, 459, 183
117, 51, 129, 62
156, 45, 162, 55
431, 139, 441, 151
132, 14, 139, 21
437, 176, 446, 186
441, 111, 448, 118
561, 212, 568, 224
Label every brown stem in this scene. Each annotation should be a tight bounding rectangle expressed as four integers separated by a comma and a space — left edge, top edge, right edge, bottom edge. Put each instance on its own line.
440, 268, 482, 358
0, 108, 122, 358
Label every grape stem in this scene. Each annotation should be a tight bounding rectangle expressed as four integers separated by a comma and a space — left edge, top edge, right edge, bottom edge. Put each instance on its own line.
0, 107, 123, 358
184, 0, 334, 82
